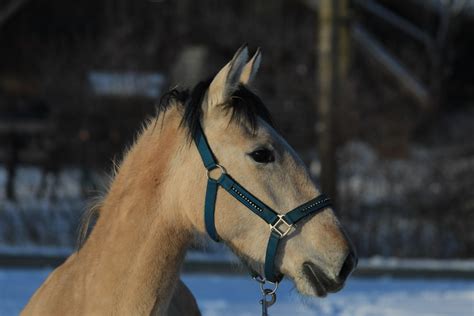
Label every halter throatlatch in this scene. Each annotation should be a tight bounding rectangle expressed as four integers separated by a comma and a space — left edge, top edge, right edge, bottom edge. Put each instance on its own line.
194, 123, 332, 283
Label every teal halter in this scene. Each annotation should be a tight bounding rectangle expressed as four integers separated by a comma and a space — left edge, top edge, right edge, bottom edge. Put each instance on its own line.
194, 123, 332, 283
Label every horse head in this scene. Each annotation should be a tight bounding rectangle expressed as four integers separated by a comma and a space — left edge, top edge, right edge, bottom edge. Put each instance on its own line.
178, 46, 357, 297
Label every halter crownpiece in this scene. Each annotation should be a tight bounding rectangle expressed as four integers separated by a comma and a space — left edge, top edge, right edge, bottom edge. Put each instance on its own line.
194, 123, 332, 283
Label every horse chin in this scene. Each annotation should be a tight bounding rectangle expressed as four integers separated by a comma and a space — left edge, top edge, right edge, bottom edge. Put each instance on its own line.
298, 262, 345, 298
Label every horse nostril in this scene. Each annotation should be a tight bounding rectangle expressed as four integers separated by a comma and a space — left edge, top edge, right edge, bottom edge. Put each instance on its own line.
338, 251, 357, 282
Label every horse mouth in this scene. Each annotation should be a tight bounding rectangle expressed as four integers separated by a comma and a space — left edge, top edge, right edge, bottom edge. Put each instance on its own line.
302, 262, 345, 297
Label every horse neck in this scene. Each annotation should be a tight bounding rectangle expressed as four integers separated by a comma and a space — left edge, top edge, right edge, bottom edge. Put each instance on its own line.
77, 109, 194, 314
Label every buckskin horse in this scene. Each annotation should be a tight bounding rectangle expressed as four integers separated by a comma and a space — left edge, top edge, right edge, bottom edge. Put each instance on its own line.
22, 46, 357, 315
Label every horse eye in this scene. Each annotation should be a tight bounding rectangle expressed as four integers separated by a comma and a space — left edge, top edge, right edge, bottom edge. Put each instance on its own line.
249, 148, 275, 164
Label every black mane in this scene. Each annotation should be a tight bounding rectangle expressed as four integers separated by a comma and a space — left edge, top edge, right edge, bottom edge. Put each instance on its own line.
157, 79, 274, 139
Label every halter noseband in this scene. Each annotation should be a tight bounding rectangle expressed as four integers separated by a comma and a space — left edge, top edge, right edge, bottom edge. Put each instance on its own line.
194, 123, 332, 283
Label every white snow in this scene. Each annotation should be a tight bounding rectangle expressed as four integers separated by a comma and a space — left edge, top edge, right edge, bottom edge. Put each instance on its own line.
360, 256, 474, 272
1, 269, 473, 316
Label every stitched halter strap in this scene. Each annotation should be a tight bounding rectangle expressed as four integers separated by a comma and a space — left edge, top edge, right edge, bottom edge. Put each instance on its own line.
194, 124, 332, 283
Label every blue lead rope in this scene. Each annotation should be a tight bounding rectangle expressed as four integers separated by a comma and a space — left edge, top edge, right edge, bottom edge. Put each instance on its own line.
194, 124, 332, 283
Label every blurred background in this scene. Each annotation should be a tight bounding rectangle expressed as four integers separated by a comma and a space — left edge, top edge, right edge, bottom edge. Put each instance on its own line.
0, 0, 473, 315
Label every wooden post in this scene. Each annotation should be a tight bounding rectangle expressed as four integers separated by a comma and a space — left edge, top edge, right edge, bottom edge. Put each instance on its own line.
317, 0, 339, 200
338, 0, 350, 81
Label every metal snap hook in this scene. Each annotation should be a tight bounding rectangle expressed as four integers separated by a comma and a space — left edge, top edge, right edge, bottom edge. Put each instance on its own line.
260, 287, 277, 316
262, 289, 277, 306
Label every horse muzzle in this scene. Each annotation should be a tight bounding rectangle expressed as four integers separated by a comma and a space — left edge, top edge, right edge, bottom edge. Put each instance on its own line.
302, 250, 358, 297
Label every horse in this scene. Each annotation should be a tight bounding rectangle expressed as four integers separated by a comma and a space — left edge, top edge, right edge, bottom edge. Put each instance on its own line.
22, 46, 357, 315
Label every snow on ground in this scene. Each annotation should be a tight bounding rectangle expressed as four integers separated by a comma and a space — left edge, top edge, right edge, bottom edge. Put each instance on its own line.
0, 268, 472, 316
358, 256, 474, 273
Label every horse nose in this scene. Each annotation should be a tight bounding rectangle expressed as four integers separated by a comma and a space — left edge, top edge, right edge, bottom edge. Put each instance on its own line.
338, 250, 357, 283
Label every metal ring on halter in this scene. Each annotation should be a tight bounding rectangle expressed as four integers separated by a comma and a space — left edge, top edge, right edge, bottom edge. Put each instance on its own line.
206, 164, 227, 181
259, 280, 279, 295
253, 275, 266, 284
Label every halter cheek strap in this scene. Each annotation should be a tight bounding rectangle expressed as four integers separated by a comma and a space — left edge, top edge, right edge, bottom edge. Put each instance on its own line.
194, 124, 332, 283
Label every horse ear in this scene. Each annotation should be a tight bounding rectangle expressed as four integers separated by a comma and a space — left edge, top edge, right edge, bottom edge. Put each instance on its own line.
207, 45, 248, 110
240, 48, 262, 85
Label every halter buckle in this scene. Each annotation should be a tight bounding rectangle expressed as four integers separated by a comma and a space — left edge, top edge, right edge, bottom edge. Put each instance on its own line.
269, 215, 293, 238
